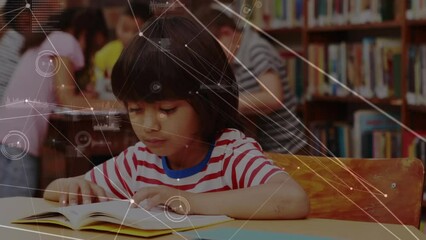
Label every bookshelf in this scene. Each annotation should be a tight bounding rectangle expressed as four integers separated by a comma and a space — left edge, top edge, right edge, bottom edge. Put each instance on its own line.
230, 0, 426, 161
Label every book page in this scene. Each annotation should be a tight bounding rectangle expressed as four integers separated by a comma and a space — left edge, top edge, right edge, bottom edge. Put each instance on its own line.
17, 200, 232, 232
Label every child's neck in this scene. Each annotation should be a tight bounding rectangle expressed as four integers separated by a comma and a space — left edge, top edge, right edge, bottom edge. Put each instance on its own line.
166, 142, 211, 170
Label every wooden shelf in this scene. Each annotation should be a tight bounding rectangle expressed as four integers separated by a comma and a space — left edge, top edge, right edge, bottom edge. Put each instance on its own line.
407, 104, 426, 114
263, 27, 303, 34
407, 19, 426, 26
307, 21, 402, 32
308, 95, 403, 106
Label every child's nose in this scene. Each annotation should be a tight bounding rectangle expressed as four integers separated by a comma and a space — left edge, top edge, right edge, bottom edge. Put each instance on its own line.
142, 112, 160, 132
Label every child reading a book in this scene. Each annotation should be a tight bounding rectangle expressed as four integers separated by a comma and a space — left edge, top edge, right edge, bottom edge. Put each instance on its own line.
44, 16, 309, 220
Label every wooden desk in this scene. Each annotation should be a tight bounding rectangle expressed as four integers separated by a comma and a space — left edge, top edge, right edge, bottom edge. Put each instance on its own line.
0, 197, 424, 240
40, 111, 139, 189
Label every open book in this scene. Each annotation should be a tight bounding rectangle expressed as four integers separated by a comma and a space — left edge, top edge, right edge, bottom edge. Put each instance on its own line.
13, 200, 232, 237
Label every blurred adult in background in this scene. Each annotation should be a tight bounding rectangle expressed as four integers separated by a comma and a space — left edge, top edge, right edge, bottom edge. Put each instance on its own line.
93, 1, 152, 100
0, 0, 66, 102
196, 7, 307, 154
0, 8, 119, 198
0, 0, 33, 102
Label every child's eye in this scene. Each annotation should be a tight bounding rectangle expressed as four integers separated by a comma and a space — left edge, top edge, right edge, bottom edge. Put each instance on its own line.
160, 107, 176, 114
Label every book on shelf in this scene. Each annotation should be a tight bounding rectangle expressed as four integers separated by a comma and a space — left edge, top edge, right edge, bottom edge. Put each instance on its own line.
307, 38, 402, 99
308, 0, 398, 27
310, 122, 351, 157
407, 45, 426, 106
247, 0, 304, 29
279, 48, 304, 103
13, 200, 232, 238
353, 110, 401, 158
406, 0, 426, 20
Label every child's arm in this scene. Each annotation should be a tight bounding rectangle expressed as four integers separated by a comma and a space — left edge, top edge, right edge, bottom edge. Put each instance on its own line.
239, 70, 284, 115
132, 173, 309, 220
43, 175, 108, 206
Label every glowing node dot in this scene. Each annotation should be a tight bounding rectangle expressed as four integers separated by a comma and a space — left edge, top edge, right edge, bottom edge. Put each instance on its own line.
61, 84, 65, 88
90, 107, 94, 111
297, 166, 300, 170
384, 194, 388, 198
195, 91, 199, 94
179, 205, 182, 208
350, 187, 353, 191
184, 44, 188, 48
139, 32, 143, 37
24, 99, 28, 103
25, 3, 30, 8
177, 178, 180, 182
130, 199, 135, 204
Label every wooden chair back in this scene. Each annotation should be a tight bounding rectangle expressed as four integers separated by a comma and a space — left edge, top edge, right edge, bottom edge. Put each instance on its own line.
265, 153, 424, 227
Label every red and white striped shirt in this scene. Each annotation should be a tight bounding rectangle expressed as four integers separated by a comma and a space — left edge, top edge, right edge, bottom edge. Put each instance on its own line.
85, 129, 286, 199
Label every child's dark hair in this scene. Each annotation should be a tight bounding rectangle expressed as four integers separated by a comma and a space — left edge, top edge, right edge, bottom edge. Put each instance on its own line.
111, 16, 241, 141
124, 1, 152, 22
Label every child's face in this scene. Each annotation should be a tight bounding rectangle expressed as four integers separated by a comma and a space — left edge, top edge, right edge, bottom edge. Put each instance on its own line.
127, 100, 204, 160
116, 15, 142, 47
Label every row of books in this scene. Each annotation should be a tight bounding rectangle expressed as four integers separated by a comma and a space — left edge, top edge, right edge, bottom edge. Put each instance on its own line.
310, 110, 401, 158
279, 50, 304, 103
307, 38, 402, 99
307, 0, 399, 27
244, 0, 304, 29
406, 0, 426, 20
407, 45, 426, 106
310, 122, 352, 157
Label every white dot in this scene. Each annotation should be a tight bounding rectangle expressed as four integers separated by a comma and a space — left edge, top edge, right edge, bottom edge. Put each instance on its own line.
24, 99, 28, 103
297, 166, 300, 170
384, 194, 388, 198
130, 199, 135, 204
179, 205, 182, 208
90, 107, 94, 111
139, 32, 143, 37
25, 3, 30, 8
350, 187, 353, 190
61, 84, 65, 88
184, 44, 188, 48
177, 178, 180, 182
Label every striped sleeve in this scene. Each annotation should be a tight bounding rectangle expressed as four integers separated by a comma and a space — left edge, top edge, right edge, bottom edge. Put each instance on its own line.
84, 147, 138, 199
222, 134, 285, 189
250, 47, 284, 77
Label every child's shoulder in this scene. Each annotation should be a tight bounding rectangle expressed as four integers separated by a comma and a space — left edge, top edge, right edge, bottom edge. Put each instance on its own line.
215, 128, 263, 152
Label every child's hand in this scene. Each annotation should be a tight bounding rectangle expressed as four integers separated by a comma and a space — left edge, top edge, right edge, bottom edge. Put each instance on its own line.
55, 177, 108, 206
132, 186, 194, 215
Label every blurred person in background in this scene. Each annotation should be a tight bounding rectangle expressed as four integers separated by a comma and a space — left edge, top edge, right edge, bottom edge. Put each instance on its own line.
92, 1, 152, 100
0, 7, 120, 198
196, 6, 307, 154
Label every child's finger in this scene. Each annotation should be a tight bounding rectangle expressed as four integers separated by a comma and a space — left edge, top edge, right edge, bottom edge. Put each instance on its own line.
146, 195, 162, 210
131, 190, 151, 208
92, 185, 108, 202
79, 181, 92, 205
59, 193, 67, 207
67, 183, 79, 206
